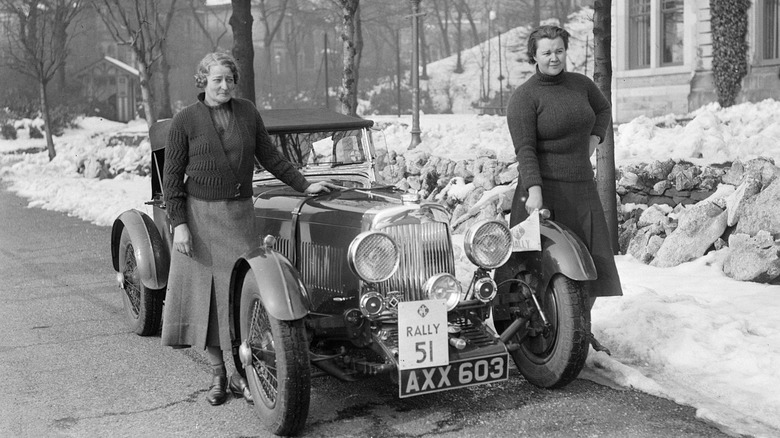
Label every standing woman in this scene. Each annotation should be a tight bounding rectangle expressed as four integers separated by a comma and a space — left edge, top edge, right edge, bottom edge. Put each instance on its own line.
162, 52, 337, 406
506, 26, 622, 347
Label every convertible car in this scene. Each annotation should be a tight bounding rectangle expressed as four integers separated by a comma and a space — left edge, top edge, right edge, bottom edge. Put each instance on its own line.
110, 108, 513, 435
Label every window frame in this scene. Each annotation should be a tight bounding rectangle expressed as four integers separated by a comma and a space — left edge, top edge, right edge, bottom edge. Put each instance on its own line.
757, 0, 780, 64
625, 0, 686, 71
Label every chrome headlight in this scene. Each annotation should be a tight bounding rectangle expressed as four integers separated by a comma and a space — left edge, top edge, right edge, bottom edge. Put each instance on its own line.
464, 220, 512, 269
348, 231, 399, 283
424, 273, 461, 311
473, 277, 497, 302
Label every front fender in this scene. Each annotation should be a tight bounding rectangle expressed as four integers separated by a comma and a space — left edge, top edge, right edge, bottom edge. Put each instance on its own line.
494, 219, 596, 314
111, 209, 169, 290
537, 220, 597, 284
231, 246, 311, 321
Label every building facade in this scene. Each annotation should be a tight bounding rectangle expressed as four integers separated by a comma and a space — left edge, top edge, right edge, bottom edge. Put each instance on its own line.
612, 0, 780, 123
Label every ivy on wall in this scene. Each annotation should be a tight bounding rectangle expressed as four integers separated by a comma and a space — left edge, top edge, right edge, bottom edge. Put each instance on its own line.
710, 0, 750, 107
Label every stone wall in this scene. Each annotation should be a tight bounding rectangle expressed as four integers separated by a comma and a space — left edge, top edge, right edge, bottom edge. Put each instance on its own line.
376, 151, 780, 284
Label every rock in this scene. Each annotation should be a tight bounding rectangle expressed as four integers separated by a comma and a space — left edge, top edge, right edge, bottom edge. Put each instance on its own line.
627, 227, 664, 263
618, 218, 638, 255
649, 180, 671, 195
497, 164, 519, 185
617, 171, 642, 191
645, 159, 676, 182
722, 231, 780, 283
453, 160, 472, 179
725, 178, 762, 226
651, 200, 728, 267
647, 195, 675, 207
637, 204, 671, 228
735, 177, 780, 237
668, 162, 701, 191
622, 192, 649, 205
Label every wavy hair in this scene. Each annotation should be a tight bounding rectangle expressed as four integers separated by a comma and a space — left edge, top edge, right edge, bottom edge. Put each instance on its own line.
193, 52, 239, 88
526, 25, 570, 65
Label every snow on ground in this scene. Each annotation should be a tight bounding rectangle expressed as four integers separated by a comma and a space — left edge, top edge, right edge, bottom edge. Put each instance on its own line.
2, 102, 780, 437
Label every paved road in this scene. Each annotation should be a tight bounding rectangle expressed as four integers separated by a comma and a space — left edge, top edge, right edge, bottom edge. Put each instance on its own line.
0, 184, 730, 438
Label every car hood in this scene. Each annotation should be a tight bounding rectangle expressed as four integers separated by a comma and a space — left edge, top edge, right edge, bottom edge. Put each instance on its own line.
253, 185, 450, 231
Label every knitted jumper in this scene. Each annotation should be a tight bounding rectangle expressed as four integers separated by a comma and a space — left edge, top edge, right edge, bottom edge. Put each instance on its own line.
163, 94, 310, 228
506, 70, 611, 191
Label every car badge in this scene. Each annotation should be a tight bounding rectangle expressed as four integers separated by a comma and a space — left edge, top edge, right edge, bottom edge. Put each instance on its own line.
417, 304, 429, 318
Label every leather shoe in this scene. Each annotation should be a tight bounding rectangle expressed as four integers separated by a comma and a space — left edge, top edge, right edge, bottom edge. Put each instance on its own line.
206, 375, 227, 406
229, 372, 253, 404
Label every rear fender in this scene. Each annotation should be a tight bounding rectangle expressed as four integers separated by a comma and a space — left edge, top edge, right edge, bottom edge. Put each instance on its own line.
111, 209, 169, 290
230, 247, 311, 321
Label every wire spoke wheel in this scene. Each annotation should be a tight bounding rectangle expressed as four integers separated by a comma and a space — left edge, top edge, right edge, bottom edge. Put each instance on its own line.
247, 300, 279, 405
118, 228, 163, 336
238, 270, 310, 436
122, 245, 142, 317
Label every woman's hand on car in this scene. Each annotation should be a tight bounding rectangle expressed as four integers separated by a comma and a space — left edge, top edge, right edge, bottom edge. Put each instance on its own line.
304, 181, 341, 195
173, 223, 193, 257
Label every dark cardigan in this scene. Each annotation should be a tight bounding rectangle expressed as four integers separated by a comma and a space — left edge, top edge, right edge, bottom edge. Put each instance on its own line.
163, 94, 310, 227
506, 70, 611, 191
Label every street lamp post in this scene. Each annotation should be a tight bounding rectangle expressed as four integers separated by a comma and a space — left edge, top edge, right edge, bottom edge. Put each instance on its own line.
409, 0, 422, 149
487, 9, 495, 103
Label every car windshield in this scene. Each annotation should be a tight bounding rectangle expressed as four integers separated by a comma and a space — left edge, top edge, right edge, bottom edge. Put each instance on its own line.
258, 129, 367, 170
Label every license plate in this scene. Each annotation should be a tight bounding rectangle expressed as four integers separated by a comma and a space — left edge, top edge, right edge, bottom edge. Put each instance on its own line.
397, 299, 448, 370
398, 353, 509, 398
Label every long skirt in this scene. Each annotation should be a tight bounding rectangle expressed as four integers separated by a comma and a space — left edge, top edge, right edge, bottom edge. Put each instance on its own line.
161, 196, 258, 351
510, 179, 623, 298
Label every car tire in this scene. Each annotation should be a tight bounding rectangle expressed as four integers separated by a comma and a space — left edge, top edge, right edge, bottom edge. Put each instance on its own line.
238, 271, 310, 436
496, 273, 590, 389
118, 227, 164, 336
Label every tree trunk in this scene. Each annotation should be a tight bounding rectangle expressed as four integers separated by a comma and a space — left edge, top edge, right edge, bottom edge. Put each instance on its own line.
157, 51, 173, 119
230, 0, 256, 103
39, 80, 55, 161
338, 0, 359, 116
454, 1, 463, 73
351, 4, 363, 113
137, 60, 157, 127
533, 0, 541, 28
592, 0, 618, 254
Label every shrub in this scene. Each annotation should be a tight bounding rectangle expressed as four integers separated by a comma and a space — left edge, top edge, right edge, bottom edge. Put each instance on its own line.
29, 125, 43, 139
710, 0, 750, 107
1, 123, 17, 140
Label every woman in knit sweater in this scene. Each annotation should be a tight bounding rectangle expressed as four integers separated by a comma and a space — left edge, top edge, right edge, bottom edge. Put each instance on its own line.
505, 26, 623, 340
161, 52, 337, 406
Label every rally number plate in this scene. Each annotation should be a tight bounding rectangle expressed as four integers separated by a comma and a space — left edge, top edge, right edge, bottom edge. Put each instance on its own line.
398, 353, 509, 398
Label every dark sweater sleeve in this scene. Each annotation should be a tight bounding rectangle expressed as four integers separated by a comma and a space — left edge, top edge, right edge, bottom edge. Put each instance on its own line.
253, 111, 311, 193
506, 88, 543, 190
587, 78, 612, 142
163, 115, 189, 228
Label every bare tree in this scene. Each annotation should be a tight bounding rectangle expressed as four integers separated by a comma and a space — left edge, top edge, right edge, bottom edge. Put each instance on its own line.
187, 0, 229, 52
429, 0, 451, 58
230, 0, 255, 102
1, 0, 85, 160
592, 0, 618, 253
93, 0, 178, 127
255, 0, 289, 102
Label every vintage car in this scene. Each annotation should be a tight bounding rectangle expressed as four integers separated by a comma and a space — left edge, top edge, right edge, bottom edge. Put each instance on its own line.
111, 108, 591, 436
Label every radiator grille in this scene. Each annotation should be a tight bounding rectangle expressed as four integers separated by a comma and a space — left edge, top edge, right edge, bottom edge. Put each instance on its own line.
377, 221, 454, 301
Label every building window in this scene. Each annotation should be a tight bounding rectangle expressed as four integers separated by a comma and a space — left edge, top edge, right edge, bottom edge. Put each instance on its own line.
764, 0, 780, 61
629, 0, 651, 69
661, 0, 683, 65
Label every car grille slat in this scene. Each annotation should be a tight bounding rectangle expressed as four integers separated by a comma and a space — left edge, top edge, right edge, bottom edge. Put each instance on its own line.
378, 222, 454, 301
